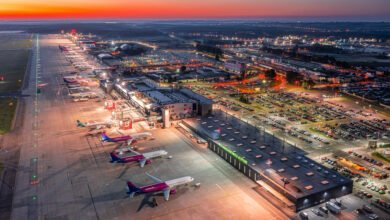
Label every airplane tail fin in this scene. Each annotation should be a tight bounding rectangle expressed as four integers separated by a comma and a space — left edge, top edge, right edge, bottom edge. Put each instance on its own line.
76, 120, 85, 127
110, 152, 121, 162
101, 132, 111, 142
109, 152, 120, 162
126, 181, 140, 195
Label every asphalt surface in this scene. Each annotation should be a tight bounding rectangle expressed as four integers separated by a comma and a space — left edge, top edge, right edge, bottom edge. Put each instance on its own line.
7, 35, 289, 220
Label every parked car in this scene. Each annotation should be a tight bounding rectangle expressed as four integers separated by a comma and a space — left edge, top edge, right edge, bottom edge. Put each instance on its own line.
319, 206, 328, 214
363, 205, 373, 213
299, 212, 309, 220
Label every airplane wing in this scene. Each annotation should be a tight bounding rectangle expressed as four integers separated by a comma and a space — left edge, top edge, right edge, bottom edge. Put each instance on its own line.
139, 159, 146, 168
116, 129, 125, 136
128, 148, 140, 155
145, 172, 163, 183
163, 188, 170, 201
127, 139, 136, 145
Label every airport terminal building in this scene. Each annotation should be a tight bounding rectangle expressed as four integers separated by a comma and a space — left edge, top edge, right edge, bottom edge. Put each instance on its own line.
107, 77, 213, 119
183, 110, 353, 211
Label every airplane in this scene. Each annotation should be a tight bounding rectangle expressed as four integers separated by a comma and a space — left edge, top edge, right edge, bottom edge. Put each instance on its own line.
127, 173, 194, 200
63, 75, 85, 83
101, 132, 152, 145
64, 78, 90, 85
69, 92, 98, 99
67, 83, 82, 88
86, 128, 106, 136
76, 120, 113, 129
69, 86, 91, 92
58, 45, 69, 52
110, 147, 167, 167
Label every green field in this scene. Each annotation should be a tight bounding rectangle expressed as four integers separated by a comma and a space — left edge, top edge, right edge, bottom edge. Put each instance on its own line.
0, 34, 32, 50
0, 34, 32, 133
0, 50, 30, 93
0, 98, 17, 134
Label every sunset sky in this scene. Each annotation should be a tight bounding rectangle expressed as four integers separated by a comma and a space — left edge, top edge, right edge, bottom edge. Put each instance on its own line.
0, 0, 389, 19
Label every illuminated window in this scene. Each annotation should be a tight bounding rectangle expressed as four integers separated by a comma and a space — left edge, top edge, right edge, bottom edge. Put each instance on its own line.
305, 185, 313, 190
306, 172, 314, 176
321, 180, 329, 185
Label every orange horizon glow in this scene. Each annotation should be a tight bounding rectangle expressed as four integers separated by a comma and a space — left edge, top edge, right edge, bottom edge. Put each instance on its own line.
0, 0, 389, 19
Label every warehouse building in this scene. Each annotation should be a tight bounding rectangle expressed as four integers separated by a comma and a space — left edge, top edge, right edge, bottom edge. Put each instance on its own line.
182, 111, 353, 211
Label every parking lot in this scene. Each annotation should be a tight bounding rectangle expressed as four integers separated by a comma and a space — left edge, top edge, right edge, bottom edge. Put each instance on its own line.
298, 194, 385, 220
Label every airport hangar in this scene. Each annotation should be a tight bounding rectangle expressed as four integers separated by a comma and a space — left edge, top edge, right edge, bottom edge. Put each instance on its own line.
182, 111, 353, 212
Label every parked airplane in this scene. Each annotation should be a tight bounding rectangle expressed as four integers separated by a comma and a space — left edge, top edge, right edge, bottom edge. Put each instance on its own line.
127, 173, 194, 200
58, 45, 68, 52
110, 147, 167, 167
69, 86, 91, 92
63, 75, 85, 83
69, 92, 98, 99
76, 120, 113, 129
86, 128, 106, 136
101, 132, 152, 144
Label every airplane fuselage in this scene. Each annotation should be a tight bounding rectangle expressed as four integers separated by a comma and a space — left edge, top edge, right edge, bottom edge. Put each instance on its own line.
138, 182, 169, 193
110, 150, 167, 164
107, 135, 131, 142
128, 176, 193, 194
110, 152, 145, 163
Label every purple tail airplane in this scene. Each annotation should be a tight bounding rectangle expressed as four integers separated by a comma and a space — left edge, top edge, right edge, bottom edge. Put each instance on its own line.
110, 148, 167, 167
101, 132, 152, 145
127, 173, 194, 201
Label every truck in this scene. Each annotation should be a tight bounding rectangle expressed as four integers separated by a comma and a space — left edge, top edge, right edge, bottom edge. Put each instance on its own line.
326, 202, 341, 214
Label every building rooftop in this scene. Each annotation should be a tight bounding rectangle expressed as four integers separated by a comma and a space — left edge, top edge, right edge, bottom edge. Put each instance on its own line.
180, 88, 213, 105
145, 90, 172, 105
116, 77, 212, 109
184, 111, 351, 200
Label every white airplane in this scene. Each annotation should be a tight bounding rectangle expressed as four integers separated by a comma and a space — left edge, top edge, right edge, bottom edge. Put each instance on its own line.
86, 128, 106, 136
63, 75, 86, 83
69, 92, 97, 98
110, 147, 168, 167
101, 132, 152, 145
68, 86, 91, 91
73, 97, 89, 102
127, 173, 194, 200
77, 120, 113, 129
73, 61, 89, 65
